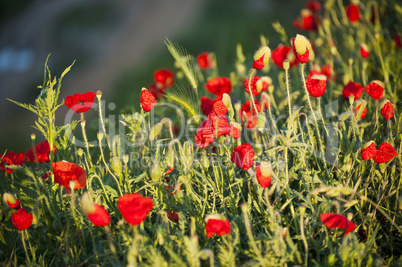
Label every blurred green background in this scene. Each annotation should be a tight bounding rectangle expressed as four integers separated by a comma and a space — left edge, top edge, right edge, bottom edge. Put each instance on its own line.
0, 0, 304, 153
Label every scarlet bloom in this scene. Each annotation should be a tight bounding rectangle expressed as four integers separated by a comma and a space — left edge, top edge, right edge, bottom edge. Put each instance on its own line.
292, 34, 314, 64
252, 46, 271, 70
305, 0, 321, 12
52, 161, 87, 191
200, 96, 214, 116
65, 92, 96, 113
244, 76, 262, 96
3, 193, 20, 210
212, 95, 228, 115
293, 9, 319, 32
373, 142, 397, 163
306, 74, 327, 97
272, 45, 298, 69
205, 77, 232, 96
0, 151, 25, 173
195, 113, 230, 148
205, 218, 231, 238
26, 140, 56, 163
346, 4, 360, 23
366, 80, 384, 100
240, 100, 261, 129
353, 100, 367, 120
197, 52, 213, 70
260, 76, 272, 92
154, 69, 174, 89
231, 143, 254, 170
380, 100, 394, 121
140, 88, 156, 112
12, 209, 33, 230
360, 43, 369, 58
342, 81, 365, 100
118, 193, 154, 226
256, 162, 272, 188
320, 213, 356, 236
360, 141, 376, 161
166, 210, 179, 222
86, 204, 111, 227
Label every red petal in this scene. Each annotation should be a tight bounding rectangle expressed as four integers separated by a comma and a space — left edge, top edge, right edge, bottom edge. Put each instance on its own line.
373, 143, 397, 163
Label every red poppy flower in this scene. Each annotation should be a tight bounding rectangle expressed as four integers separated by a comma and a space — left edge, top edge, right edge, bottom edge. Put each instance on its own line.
360, 43, 369, 58
25, 140, 56, 163
306, 0, 321, 12
167, 210, 179, 222
154, 69, 174, 89
360, 141, 376, 161
118, 193, 154, 226
205, 218, 231, 238
366, 80, 384, 100
212, 95, 228, 115
244, 76, 262, 96
201, 96, 214, 116
320, 213, 356, 236
272, 45, 298, 69
12, 208, 33, 230
195, 114, 230, 148
229, 122, 241, 139
197, 52, 213, 70
140, 88, 156, 112
231, 143, 254, 170
292, 34, 313, 64
205, 77, 232, 96
342, 81, 365, 100
85, 204, 111, 227
0, 151, 25, 173
147, 82, 165, 100
373, 142, 397, 163
346, 4, 360, 23
252, 46, 271, 70
306, 74, 327, 97
395, 34, 401, 49
321, 64, 335, 81
65, 92, 96, 113
3, 193, 20, 210
293, 9, 319, 32
52, 161, 87, 191
353, 100, 367, 120
240, 100, 261, 129
380, 100, 394, 121
256, 162, 272, 188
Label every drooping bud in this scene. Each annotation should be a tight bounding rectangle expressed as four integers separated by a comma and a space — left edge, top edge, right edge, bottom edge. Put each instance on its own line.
150, 164, 164, 182
256, 79, 263, 94
111, 157, 122, 176
166, 147, 175, 168
3, 193, 20, 210
123, 154, 129, 164
201, 150, 210, 169
149, 122, 163, 141
360, 43, 369, 58
292, 34, 313, 64
257, 112, 266, 131
81, 192, 96, 214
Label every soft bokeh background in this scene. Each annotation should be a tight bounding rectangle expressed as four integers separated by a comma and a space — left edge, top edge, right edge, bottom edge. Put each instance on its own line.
0, 0, 304, 152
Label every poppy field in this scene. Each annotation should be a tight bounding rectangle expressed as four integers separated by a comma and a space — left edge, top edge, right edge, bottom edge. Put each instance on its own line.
1, 0, 402, 266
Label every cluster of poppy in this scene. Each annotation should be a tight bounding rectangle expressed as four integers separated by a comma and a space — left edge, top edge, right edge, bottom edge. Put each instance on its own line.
0, 140, 56, 173
293, 0, 321, 32
197, 52, 214, 70
360, 141, 398, 163
3, 193, 33, 230
147, 69, 175, 100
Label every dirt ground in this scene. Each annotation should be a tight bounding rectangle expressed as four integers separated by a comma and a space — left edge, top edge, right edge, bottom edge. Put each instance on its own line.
0, 0, 204, 151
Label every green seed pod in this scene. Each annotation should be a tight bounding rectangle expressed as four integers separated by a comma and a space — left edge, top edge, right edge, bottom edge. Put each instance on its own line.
110, 157, 122, 176
201, 150, 210, 169
282, 60, 290, 70
97, 131, 104, 141
149, 122, 163, 141
77, 148, 84, 157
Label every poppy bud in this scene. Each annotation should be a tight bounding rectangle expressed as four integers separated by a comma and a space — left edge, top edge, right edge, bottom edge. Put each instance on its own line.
366, 80, 384, 100
360, 43, 369, 58
149, 122, 163, 141
140, 88, 157, 112
69, 180, 76, 190
380, 100, 394, 121
96, 90, 102, 98
360, 141, 376, 161
229, 122, 242, 139
222, 93, 231, 108
281, 227, 288, 238
346, 3, 360, 23
166, 147, 175, 169
256, 79, 263, 94
282, 60, 290, 70
81, 120, 86, 127
150, 164, 163, 182
3, 193, 20, 210
257, 112, 266, 131
201, 150, 210, 169
77, 148, 84, 157
123, 154, 129, 164
111, 157, 122, 175
12, 209, 33, 230
253, 46, 271, 70
292, 34, 313, 64
353, 100, 367, 120
97, 131, 104, 141
31, 133, 36, 141
81, 192, 96, 214
256, 161, 272, 188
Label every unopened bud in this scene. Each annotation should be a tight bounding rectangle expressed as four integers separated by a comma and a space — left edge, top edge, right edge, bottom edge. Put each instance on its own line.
97, 131, 104, 141
256, 79, 263, 93
96, 90, 102, 99
69, 180, 76, 190
30, 133, 36, 141
222, 93, 231, 108
281, 227, 288, 238
260, 161, 272, 177
3, 193, 17, 205
257, 112, 266, 131
201, 150, 210, 169
149, 122, 163, 141
299, 205, 306, 216
348, 95, 355, 106
268, 85, 274, 94
150, 164, 163, 182
110, 157, 122, 175
123, 154, 129, 164
348, 58, 353, 66
81, 192, 96, 214
166, 147, 175, 168
77, 148, 84, 157
347, 212, 353, 221
81, 120, 86, 127
282, 60, 290, 70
